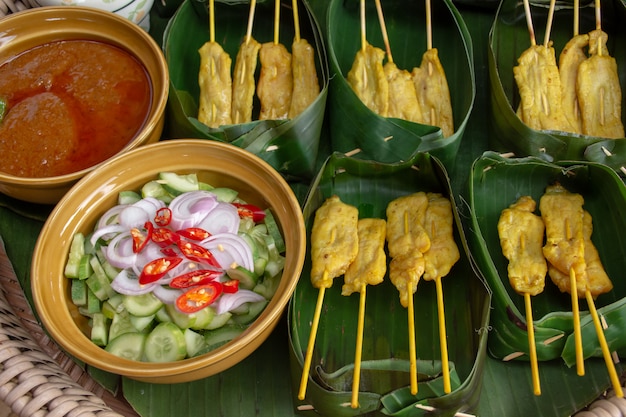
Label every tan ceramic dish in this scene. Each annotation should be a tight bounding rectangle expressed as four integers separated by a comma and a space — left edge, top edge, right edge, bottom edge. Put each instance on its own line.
31, 139, 306, 383
0, 6, 168, 204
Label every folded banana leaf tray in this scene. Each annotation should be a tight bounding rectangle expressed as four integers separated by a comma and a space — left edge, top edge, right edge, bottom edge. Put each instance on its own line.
2, 0, 626, 416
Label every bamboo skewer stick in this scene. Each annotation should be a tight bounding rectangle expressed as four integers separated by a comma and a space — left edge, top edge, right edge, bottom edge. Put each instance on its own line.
351, 283, 367, 408
524, 292, 541, 395
374, 0, 393, 63
292, 0, 301, 43
209, 0, 215, 43
543, 0, 557, 47
273, 0, 280, 45
573, 0, 579, 36
425, 0, 432, 51
435, 275, 451, 393
569, 267, 585, 376
244, 0, 257, 44
403, 211, 419, 396
585, 290, 624, 398
522, 0, 537, 47
360, 0, 366, 52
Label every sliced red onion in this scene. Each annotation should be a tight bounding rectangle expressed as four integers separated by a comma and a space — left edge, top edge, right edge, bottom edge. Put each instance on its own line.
196, 202, 240, 235
152, 285, 183, 304
111, 269, 157, 295
133, 197, 166, 220
89, 224, 126, 246
96, 205, 127, 229
200, 233, 253, 271
134, 241, 168, 269
105, 232, 137, 269
168, 191, 218, 230
214, 290, 266, 315
118, 205, 152, 229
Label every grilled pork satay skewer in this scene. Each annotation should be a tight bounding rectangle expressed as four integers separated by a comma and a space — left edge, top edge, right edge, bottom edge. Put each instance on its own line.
347, 0, 389, 116
198, 0, 233, 128
497, 196, 547, 396
576, 0, 624, 138
422, 193, 460, 394
298, 196, 359, 401
342, 218, 387, 409
257, 0, 293, 120
411, 0, 454, 137
231, 0, 261, 124
374, 0, 422, 123
387, 193, 431, 395
288, 0, 320, 118
541, 184, 622, 397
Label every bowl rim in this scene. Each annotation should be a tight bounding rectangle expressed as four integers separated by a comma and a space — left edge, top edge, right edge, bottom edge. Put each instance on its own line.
0, 6, 169, 186
30, 139, 306, 382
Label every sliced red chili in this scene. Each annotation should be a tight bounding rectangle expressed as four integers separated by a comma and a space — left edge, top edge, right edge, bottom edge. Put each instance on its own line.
139, 256, 183, 285
160, 247, 178, 257
178, 227, 211, 241
232, 203, 266, 222
169, 269, 223, 289
176, 282, 223, 313
151, 227, 180, 247
130, 222, 153, 253
177, 240, 221, 268
154, 207, 172, 227
222, 279, 239, 294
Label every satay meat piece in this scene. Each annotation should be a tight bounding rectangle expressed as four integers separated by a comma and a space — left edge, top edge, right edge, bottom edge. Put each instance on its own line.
347, 42, 389, 117
497, 195, 547, 296
288, 38, 320, 118
412, 48, 454, 137
386, 192, 431, 259
559, 34, 589, 134
389, 251, 425, 308
577, 29, 625, 139
231, 37, 261, 124
513, 44, 573, 132
257, 42, 293, 120
547, 210, 613, 298
310, 196, 359, 289
384, 62, 423, 123
422, 193, 460, 282
198, 41, 233, 128
342, 218, 387, 296
539, 183, 587, 294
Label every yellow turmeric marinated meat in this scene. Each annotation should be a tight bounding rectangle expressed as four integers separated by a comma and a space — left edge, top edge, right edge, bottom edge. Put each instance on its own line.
385, 192, 431, 259
389, 251, 425, 308
231, 37, 261, 124
539, 183, 587, 294
347, 42, 389, 117
342, 218, 387, 296
310, 196, 359, 289
422, 193, 460, 282
497, 195, 547, 296
513, 44, 572, 132
547, 210, 613, 298
384, 61, 423, 123
577, 29, 625, 139
257, 42, 293, 120
198, 41, 233, 128
559, 34, 589, 134
412, 48, 454, 137
288, 38, 320, 119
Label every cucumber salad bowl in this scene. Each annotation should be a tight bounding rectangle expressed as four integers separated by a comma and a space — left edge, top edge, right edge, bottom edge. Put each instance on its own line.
31, 139, 306, 384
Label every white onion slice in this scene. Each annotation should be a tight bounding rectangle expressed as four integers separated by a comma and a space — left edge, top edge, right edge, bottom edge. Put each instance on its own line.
111, 269, 157, 295
200, 233, 254, 271
152, 285, 183, 304
168, 191, 218, 230
196, 202, 240, 235
118, 205, 151, 229
105, 232, 137, 269
89, 224, 125, 246
132, 197, 166, 221
214, 290, 266, 315
96, 205, 126, 229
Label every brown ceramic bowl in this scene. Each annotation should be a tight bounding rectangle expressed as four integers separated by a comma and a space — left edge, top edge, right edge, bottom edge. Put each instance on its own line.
31, 139, 306, 383
0, 7, 168, 204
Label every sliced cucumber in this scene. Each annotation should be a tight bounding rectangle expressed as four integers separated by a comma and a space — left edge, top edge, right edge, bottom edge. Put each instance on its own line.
263, 209, 285, 253
91, 313, 109, 346
118, 190, 141, 205
184, 328, 206, 357
122, 293, 163, 317
86, 286, 102, 314
158, 172, 199, 195
165, 304, 196, 329
254, 274, 281, 299
85, 269, 115, 301
77, 254, 93, 280
130, 314, 156, 332
210, 187, 238, 203
106, 332, 146, 361
226, 266, 259, 290
65, 233, 86, 278
231, 300, 268, 324
201, 324, 247, 352
109, 310, 135, 341
204, 311, 232, 330
141, 180, 174, 203
71, 279, 87, 306
144, 322, 187, 362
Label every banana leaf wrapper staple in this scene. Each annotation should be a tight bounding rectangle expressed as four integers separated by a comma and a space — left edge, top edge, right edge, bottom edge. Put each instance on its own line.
488, 0, 626, 174
163, 0, 329, 180
468, 151, 626, 367
306, 0, 475, 170
288, 151, 491, 417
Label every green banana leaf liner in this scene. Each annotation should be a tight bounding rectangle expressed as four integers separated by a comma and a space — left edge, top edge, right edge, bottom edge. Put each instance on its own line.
488, 0, 626, 168
162, 0, 329, 180
306, 0, 474, 170
467, 151, 626, 367
288, 152, 491, 417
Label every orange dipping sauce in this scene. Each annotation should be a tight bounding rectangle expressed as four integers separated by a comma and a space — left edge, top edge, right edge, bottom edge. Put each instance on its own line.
0, 39, 151, 178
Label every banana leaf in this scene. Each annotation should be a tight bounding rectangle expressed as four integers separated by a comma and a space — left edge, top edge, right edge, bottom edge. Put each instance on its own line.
162, 0, 329, 180
288, 152, 491, 417
467, 151, 626, 366
488, 0, 626, 167
306, 0, 475, 170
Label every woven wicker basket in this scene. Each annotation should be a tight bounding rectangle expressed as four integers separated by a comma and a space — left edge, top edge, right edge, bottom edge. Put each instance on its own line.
0, 0, 38, 17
